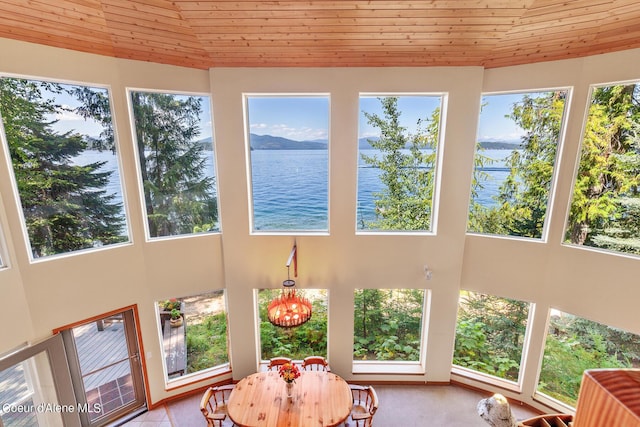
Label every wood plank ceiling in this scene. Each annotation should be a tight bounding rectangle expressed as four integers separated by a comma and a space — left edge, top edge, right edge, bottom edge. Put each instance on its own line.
0, 0, 639, 69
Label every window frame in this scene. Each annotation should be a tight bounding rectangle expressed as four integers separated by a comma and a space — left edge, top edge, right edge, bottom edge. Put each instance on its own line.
243, 93, 331, 235
255, 288, 329, 369
561, 80, 640, 259
355, 92, 447, 235
450, 289, 535, 393
351, 288, 431, 375
157, 289, 231, 389
534, 306, 640, 410
466, 87, 572, 243
0, 73, 132, 263
127, 88, 221, 242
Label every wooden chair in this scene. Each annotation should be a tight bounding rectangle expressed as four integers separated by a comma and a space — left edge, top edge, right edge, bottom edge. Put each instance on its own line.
301, 355, 330, 371
346, 384, 379, 427
200, 384, 235, 427
267, 357, 292, 371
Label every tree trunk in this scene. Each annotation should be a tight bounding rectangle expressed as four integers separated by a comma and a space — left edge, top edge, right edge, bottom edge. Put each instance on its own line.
571, 221, 589, 245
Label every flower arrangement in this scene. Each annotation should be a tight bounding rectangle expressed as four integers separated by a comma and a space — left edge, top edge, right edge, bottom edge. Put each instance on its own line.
278, 362, 301, 384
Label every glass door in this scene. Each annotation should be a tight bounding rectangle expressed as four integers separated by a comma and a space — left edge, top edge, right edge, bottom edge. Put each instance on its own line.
62, 308, 146, 426
0, 334, 79, 427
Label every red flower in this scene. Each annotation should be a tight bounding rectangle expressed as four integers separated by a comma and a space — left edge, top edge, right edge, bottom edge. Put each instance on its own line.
278, 362, 301, 383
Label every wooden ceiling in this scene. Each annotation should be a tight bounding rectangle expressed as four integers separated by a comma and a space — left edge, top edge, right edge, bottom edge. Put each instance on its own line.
0, 0, 639, 69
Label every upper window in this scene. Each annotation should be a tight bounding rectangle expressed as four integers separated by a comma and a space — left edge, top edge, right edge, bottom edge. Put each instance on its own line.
468, 90, 568, 239
537, 309, 640, 407
245, 95, 329, 232
564, 83, 640, 256
453, 291, 531, 383
129, 91, 219, 238
357, 95, 442, 232
257, 289, 328, 361
353, 289, 426, 363
0, 77, 129, 259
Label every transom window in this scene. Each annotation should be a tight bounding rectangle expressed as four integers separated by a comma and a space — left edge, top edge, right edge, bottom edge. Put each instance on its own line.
245, 95, 329, 232
357, 95, 443, 232
468, 90, 568, 239
129, 90, 219, 239
0, 76, 129, 259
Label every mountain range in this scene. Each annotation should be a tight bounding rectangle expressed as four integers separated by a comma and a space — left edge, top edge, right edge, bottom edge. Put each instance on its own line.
197, 134, 521, 150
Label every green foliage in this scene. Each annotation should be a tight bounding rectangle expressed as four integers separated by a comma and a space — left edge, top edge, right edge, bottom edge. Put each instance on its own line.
130, 92, 218, 237
0, 77, 126, 257
469, 92, 565, 237
538, 317, 631, 406
566, 84, 640, 254
353, 289, 424, 361
453, 292, 528, 381
360, 97, 439, 230
186, 312, 229, 373
258, 289, 328, 360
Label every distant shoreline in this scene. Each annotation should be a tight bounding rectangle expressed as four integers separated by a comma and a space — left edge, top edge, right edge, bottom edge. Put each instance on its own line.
196, 134, 522, 151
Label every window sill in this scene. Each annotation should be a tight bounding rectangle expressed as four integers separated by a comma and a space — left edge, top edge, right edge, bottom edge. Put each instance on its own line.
352, 360, 424, 375
450, 366, 521, 393
165, 364, 231, 391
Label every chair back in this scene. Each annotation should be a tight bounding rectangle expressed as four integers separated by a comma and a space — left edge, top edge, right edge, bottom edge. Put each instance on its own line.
267, 357, 292, 371
349, 385, 379, 427
301, 355, 330, 371
200, 384, 235, 427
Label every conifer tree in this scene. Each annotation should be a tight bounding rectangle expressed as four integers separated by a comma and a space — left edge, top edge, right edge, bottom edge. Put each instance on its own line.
567, 84, 640, 254
0, 78, 125, 257
361, 97, 438, 230
130, 92, 217, 237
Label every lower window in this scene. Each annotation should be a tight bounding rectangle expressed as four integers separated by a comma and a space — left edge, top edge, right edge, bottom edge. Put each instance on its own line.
353, 289, 426, 362
257, 289, 328, 361
157, 290, 229, 380
453, 290, 531, 383
537, 310, 640, 407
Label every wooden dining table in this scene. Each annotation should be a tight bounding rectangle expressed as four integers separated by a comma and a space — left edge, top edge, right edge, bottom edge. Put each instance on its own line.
227, 370, 353, 427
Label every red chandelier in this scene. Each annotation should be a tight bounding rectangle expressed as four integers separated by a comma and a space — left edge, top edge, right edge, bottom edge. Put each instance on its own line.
267, 244, 312, 328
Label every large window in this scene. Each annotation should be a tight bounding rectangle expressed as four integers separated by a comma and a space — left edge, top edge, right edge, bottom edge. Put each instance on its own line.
453, 291, 530, 383
0, 77, 129, 259
353, 289, 426, 362
245, 95, 329, 232
157, 290, 229, 380
129, 90, 219, 238
468, 90, 568, 239
257, 289, 328, 360
357, 95, 442, 232
565, 83, 640, 256
537, 310, 640, 407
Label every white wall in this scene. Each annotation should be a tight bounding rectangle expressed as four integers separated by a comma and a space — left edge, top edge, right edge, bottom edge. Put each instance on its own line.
0, 37, 639, 409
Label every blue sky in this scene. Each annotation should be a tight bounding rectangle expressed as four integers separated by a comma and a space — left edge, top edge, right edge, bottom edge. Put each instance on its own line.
49, 86, 214, 141
49, 85, 540, 144
247, 96, 330, 141
478, 93, 529, 143
246, 95, 445, 141
359, 95, 442, 138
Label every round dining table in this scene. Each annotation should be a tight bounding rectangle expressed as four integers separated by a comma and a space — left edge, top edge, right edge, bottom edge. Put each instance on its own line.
227, 370, 353, 427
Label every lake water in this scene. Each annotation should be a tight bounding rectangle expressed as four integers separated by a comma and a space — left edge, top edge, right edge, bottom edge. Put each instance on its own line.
79, 148, 513, 231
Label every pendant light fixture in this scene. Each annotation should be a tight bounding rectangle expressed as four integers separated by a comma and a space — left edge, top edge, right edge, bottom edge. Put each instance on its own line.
267, 244, 312, 328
